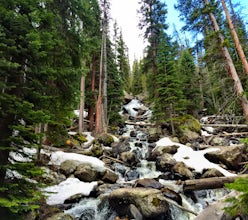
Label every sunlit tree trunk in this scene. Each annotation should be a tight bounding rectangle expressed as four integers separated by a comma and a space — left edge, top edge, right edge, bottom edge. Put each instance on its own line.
203, 0, 248, 121
221, 0, 248, 75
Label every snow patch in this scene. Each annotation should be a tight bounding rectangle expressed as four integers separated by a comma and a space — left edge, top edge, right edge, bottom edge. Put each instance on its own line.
49, 151, 105, 172
44, 178, 97, 205
155, 137, 236, 177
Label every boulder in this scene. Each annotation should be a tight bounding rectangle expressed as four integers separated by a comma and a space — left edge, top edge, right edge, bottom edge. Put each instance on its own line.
205, 144, 246, 170
134, 178, 164, 189
156, 153, 177, 172
172, 162, 194, 180
107, 187, 169, 219
201, 168, 224, 178
74, 163, 99, 182
172, 115, 201, 143
151, 144, 179, 159
97, 133, 115, 146
101, 169, 119, 183
60, 160, 78, 176
120, 151, 138, 166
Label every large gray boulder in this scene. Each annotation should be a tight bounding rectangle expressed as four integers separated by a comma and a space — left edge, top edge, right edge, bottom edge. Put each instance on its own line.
205, 144, 246, 170
74, 163, 99, 182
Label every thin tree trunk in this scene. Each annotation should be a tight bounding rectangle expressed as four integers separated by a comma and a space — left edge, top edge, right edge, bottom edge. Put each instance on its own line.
79, 75, 85, 133
102, 14, 108, 132
221, 0, 248, 75
95, 33, 104, 134
89, 55, 96, 131
204, 0, 248, 122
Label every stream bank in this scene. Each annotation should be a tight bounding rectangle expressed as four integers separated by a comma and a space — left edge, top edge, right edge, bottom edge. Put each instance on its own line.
37, 97, 247, 220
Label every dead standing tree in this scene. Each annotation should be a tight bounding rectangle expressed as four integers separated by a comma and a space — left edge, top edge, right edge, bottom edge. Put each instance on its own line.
220, 0, 248, 75
203, 0, 248, 122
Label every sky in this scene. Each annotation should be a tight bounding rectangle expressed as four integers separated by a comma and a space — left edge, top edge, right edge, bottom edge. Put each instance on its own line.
110, 0, 248, 67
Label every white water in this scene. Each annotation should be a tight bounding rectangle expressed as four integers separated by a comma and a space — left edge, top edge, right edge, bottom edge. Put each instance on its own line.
62, 99, 231, 219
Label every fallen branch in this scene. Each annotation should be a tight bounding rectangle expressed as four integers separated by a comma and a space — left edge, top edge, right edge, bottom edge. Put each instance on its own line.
201, 124, 248, 128
99, 155, 131, 167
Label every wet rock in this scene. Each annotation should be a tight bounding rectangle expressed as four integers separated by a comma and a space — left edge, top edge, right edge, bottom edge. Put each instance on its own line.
134, 178, 164, 189
172, 162, 194, 180
156, 153, 177, 172
64, 193, 83, 204
74, 164, 99, 182
205, 144, 246, 170
161, 188, 182, 205
120, 151, 138, 166
60, 160, 78, 176
45, 213, 74, 220
130, 130, 137, 137
125, 169, 140, 181
107, 187, 169, 219
111, 139, 131, 156
101, 169, 118, 183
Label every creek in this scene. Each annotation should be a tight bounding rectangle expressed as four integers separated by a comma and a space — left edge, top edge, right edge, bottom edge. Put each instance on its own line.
57, 98, 230, 220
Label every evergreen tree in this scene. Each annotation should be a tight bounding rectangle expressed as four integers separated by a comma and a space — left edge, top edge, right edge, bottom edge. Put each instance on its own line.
138, 0, 168, 98
0, 0, 86, 217
152, 32, 183, 123
116, 31, 131, 93
132, 59, 144, 96
177, 49, 200, 116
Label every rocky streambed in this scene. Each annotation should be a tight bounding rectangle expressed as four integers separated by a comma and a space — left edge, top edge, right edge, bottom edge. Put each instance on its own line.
38, 98, 248, 220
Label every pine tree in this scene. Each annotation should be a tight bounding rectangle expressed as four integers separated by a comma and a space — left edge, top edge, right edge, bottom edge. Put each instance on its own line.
177, 49, 200, 116
0, 0, 86, 217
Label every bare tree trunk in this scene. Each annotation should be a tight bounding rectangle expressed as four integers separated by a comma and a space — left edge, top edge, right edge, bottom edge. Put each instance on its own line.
102, 14, 108, 133
204, 0, 248, 122
95, 39, 104, 134
79, 75, 85, 133
89, 55, 96, 131
221, 0, 248, 75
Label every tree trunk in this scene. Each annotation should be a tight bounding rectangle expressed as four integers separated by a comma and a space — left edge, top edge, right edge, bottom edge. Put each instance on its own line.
183, 175, 247, 192
95, 31, 105, 134
102, 19, 108, 133
204, 0, 248, 122
79, 75, 85, 133
221, 0, 248, 75
88, 55, 96, 131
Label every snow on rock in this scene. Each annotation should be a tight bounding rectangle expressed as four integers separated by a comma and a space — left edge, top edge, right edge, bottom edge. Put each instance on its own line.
49, 151, 106, 172
44, 177, 98, 205
155, 137, 236, 177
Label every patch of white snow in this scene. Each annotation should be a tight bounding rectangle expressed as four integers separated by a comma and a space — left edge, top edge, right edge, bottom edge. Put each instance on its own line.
44, 177, 97, 205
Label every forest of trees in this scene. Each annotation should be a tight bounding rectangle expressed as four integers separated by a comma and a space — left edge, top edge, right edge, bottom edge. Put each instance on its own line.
0, 0, 248, 218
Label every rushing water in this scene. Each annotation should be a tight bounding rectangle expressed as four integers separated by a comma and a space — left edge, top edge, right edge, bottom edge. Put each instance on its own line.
64, 99, 229, 219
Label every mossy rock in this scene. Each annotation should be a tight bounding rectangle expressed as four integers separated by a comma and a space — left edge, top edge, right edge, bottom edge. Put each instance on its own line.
172, 114, 201, 143
97, 133, 114, 146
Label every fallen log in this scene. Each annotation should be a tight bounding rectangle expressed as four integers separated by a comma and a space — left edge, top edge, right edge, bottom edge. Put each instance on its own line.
183, 175, 248, 192
125, 121, 154, 126
201, 124, 248, 128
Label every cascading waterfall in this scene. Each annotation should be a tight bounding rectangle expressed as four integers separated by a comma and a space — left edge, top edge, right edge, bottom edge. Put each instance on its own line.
63, 99, 230, 219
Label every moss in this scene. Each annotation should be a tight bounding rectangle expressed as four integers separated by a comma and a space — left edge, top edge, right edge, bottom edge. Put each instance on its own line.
172, 114, 201, 143
152, 197, 161, 206
97, 133, 114, 146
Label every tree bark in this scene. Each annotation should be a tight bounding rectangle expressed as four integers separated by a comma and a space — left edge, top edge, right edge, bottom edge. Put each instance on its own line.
204, 0, 248, 122
89, 55, 96, 131
183, 175, 247, 192
79, 75, 85, 133
221, 0, 248, 75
